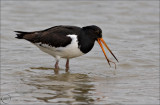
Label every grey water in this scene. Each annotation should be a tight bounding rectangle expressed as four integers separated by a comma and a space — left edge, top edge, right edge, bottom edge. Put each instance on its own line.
1, 1, 159, 105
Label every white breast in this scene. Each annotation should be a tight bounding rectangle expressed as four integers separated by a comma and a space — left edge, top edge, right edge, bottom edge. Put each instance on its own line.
34, 35, 84, 60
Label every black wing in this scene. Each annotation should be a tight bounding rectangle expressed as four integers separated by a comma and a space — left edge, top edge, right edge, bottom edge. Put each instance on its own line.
15, 25, 82, 47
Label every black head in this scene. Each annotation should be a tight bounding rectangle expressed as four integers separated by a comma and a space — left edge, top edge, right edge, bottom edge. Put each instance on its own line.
82, 25, 102, 40
82, 25, 118, 68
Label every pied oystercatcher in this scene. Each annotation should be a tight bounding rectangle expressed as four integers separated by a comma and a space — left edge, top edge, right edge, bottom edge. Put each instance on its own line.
15, 25, 118, 70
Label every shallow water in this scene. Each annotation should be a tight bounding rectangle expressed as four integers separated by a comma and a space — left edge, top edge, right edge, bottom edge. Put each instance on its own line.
1, 1, 159, 105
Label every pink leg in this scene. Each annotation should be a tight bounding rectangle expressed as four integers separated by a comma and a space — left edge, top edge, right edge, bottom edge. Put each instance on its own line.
66, 59, 69, 70
55, 60, 59, 69
54, 60, 59, 74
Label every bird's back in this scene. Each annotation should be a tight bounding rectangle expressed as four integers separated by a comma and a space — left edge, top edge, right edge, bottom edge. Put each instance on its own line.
15, 25, 82, 47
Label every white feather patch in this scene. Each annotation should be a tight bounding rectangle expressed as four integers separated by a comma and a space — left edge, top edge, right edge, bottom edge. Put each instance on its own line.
34, 35, 84, 60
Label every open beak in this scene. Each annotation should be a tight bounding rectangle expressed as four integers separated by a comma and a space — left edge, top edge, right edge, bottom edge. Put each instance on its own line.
97, 38, 118, 68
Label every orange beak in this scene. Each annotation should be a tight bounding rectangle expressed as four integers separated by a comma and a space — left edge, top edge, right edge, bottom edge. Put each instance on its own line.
97, 38, 118, 68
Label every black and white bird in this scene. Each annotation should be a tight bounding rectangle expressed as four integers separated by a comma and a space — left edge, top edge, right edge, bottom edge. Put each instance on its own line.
15, 25, 118, 70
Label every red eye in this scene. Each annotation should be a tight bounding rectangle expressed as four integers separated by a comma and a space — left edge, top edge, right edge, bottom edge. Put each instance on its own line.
95, 30, 99, 34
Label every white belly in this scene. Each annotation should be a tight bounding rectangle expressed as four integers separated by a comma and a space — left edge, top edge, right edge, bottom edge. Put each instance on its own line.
34, 35, 84, 59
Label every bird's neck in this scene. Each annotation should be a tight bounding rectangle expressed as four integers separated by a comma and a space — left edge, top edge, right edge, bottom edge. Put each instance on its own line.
78, 31, 95, 54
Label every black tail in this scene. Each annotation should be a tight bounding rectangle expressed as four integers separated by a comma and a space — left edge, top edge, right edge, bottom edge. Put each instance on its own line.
15, 31, 32, 39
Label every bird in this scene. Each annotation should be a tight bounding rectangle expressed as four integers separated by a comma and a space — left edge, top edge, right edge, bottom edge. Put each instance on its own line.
15, 25, 118, 71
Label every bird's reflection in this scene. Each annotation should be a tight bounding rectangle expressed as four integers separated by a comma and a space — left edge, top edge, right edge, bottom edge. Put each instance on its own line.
30, 66, 69, 74
23, 68, 95, 104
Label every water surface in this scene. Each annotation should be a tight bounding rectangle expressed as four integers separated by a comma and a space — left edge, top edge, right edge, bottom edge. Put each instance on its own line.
1, 1, 159, 105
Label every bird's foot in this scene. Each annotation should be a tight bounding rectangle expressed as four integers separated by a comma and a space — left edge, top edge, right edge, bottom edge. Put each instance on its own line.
54, 67, 59, 74
65, 67, 69, 72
